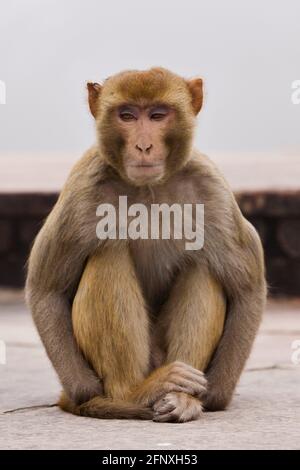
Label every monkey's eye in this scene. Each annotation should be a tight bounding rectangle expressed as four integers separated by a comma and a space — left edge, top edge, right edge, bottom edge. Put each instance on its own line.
119, 112, 136, 121
150, 113, 166, 121
149, 107, 169, 121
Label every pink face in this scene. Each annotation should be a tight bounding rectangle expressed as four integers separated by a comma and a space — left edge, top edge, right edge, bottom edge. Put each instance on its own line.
116, 104, 175, 184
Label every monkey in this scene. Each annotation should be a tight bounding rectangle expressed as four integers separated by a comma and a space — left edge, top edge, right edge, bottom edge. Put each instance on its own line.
26, 67, 266, 423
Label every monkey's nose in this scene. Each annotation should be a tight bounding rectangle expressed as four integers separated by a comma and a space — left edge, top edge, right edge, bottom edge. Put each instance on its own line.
135, 143, 153, 154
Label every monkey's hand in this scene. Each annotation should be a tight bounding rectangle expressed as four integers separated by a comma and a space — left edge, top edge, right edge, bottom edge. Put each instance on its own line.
153, 391, 203, 423
131, 361, 207, 407
67, 369, 104, 405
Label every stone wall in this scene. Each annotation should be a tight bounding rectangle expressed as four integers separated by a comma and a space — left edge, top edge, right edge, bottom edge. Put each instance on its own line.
236, 191, 300, 297
0, 194, 57, 287
0, 191, 299, 296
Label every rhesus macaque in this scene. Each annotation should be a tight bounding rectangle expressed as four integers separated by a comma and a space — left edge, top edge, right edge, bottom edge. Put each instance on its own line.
26, 68, 266, 422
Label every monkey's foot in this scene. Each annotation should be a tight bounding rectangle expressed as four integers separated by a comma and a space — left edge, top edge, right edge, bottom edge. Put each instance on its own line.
152, 391, 203, 423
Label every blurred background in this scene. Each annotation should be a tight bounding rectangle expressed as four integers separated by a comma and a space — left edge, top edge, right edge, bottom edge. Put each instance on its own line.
0, 0, 300, 294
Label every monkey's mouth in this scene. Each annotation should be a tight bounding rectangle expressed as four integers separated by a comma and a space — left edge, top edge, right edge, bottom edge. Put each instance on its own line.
128, 163, 164, 168
126, 162, 165, 182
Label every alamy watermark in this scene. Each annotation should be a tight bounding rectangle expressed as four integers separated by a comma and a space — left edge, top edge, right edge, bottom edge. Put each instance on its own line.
0, 340, 6, 365
291, 80, 300, 104
0, 80, 6, 104
291, 339, 300, 365
96, 196, 204, 250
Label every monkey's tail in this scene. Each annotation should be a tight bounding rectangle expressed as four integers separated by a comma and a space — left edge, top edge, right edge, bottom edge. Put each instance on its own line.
58, 392, 153, 420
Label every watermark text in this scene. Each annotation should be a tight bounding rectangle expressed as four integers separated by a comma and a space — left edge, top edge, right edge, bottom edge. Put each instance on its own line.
96, 196, 204, 251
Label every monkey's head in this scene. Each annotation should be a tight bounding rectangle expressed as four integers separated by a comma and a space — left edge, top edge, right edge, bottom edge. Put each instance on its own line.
87, 67, 203, 186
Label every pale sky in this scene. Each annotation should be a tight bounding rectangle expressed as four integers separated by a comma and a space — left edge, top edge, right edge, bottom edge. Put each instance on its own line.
0, 0, 299, 156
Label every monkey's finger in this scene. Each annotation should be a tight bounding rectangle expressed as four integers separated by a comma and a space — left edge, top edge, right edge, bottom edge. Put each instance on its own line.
172, 361, 205, 378
170, 366, 207, 386
184, 382, 207, 397
168, 371, 206, 386
169, 379, 206, 397
177, 370, 208, 387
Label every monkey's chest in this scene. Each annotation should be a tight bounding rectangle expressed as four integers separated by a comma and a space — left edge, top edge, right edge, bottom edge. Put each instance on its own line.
129, 238, 185, 313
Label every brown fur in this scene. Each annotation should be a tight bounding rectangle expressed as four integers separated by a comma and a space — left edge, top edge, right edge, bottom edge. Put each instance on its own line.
26, 67, 266, 422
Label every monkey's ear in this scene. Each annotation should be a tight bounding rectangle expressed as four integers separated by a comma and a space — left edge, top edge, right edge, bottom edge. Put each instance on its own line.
187, 78, 203, 115
87, 82, 102, 118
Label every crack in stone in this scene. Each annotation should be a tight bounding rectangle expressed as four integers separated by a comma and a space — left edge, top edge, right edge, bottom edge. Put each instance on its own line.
3, 403, 57, 414
246, 364, 296, 372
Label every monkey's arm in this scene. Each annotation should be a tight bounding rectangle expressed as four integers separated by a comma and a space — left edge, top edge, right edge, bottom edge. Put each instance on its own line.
204, 221, 267, 410
25, 173, 102, 405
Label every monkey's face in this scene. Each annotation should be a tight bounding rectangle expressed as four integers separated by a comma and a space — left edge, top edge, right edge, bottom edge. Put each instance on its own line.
87, 68, 203, 186
113, 103, 176, 184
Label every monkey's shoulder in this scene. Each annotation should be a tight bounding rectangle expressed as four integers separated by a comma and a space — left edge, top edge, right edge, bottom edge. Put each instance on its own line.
184, 152, 261, 248
66, 146, 107, 189
170, 151, 237, 216
185, 151, 233, 196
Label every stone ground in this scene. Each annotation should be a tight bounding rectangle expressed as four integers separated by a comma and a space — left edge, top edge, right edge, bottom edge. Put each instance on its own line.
0, 291, 299, 450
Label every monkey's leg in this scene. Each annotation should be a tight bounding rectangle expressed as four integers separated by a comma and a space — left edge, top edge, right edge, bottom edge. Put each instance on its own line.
152, 263, 226, 422
59, 243, 153, 419
59, 244, 207, 420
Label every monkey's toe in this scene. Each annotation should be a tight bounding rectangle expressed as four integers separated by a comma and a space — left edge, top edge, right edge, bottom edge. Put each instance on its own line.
152, 392, 203, 423
153, 393, 177, 414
